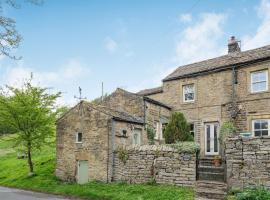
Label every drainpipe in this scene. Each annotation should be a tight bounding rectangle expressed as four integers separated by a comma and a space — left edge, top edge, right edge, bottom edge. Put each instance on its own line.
231, 66, 238, 120
111, 119, 116, 182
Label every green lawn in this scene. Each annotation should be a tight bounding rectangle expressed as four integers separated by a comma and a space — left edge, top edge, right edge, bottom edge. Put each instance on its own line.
0, 135, 194, 200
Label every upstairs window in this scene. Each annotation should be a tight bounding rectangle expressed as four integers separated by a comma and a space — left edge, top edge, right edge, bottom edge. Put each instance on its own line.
252, 119, 270, 137
251, 70, 268, 93
76, 132, 83, 143
183, 84, 195, 102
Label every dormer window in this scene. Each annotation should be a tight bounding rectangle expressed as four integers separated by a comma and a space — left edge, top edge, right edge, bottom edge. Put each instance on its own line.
251, 70, 268, 93
76, 132, 83, 143
183, 84, 195, 102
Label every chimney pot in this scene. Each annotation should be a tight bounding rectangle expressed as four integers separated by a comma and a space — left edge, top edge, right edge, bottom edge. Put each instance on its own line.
228, 36, 241, 53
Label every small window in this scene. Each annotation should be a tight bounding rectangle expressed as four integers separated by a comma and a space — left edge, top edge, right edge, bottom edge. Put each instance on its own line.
133, 129, 142, 145
122, 130, 127, 137
252, 119, 269, 137
251, 70, 268, 93
190, 123, 195, 138
183, 84, 195, 102
76, 132, 83, 143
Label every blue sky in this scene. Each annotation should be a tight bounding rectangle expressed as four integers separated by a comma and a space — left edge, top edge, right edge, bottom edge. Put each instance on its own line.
0, 0, 270, 105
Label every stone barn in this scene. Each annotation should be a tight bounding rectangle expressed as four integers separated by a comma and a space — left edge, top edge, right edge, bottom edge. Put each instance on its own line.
55, 88, 171, 183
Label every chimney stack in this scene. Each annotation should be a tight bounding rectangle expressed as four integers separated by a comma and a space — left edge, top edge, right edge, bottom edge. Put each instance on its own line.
228, 36, 241, 53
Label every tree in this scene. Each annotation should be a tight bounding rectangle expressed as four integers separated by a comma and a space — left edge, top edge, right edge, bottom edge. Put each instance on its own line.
0, 0, 42, 59
0, 76, 61, 175
164, 112, 193, 144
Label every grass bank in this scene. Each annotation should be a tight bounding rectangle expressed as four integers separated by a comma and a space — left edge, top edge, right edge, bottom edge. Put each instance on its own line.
0, 135, 194, 200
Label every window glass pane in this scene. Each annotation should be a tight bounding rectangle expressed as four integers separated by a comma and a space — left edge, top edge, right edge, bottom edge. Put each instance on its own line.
255, 131, 261, 137
261, 121, 268, 129
133, 133, 138, 144
252, 71, 267, 82
254, 121, 260, 130
214, 125, 218, 152
262, 130, 268, 136
206, 125, 210, 152
252, 82, 267, 92
190, 124, 194, 137
184, 84, 194, 101
77, 132, 82, 142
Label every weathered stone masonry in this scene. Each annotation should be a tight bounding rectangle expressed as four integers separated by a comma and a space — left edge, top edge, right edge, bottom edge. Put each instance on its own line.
113, 145, 196, 187
225, 137, 270, 189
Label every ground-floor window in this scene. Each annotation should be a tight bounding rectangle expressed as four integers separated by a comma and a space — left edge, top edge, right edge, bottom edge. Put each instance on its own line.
252, 119, 270, 137
190, 123, 195, 138
133, 128, 142, 145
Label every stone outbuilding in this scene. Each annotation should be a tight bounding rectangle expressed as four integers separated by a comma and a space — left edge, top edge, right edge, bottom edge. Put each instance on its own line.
55, 88, 171, 183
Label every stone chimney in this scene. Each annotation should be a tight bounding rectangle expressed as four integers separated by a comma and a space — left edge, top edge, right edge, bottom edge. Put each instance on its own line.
228, 36, 241, 53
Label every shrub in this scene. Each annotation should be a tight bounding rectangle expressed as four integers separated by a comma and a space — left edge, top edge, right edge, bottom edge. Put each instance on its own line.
116, 146, 129, 164
235, 187, 270, 200
219, 121, 236, 145
146, 126, 155, 145
167, 142, 200, 154
164, 112, 193, 144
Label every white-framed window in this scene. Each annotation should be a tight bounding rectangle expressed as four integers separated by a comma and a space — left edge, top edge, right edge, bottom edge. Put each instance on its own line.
76, 132, 83, 143
252, 119, 270, 137
133, 128, 142, 145
183, 84, 195, 102
154, 122, 159, 139
251, 70, 268, 93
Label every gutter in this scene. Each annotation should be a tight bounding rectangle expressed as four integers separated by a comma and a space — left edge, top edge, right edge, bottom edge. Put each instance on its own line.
163, 56, 270, 82
143, 96, 172, 110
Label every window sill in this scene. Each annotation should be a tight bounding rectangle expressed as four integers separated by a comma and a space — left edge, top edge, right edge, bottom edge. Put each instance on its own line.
250, 90, 269, 95
75, 142, 83, 144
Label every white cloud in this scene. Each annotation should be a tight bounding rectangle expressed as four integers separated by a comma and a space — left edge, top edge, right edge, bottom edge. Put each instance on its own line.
174, 13, 227, 65
242, 0, 270, 50
104, 37, 118, 53
2, 59, 90, 106
179, 13, 192, 23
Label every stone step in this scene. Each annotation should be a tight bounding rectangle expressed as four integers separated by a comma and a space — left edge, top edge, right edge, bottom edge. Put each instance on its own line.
199, 159, 224, 167
196, 180, 227, 192
198, 171, 225, 182
196, 189, 226, 200
198, 166, 224, 173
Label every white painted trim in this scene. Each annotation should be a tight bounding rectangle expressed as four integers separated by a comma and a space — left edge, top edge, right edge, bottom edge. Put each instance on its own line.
250, 70, 268, 93
183, 84, 195, 103
204, 123, 219, 156
251, 119, 270, 137
76, 132, 83, 143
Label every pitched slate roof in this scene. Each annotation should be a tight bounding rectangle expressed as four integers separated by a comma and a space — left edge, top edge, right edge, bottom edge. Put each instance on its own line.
137, 86, 163, 96
85, 102, 144, 124
163, 44, 270, 82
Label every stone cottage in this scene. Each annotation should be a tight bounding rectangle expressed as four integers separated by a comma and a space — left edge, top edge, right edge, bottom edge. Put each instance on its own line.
56, 88, 171, 183
56, 36, 270, 191
139, 36, 270, 158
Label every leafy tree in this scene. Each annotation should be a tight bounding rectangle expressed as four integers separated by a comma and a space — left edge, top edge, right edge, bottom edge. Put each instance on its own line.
0, 0, 42, 59
0, 76, 61, 175
164, 112, 193, 144
219, 121, 236, 145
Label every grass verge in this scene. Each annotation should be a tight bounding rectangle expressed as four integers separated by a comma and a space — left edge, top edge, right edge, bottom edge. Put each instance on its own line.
0, 135, 194, 200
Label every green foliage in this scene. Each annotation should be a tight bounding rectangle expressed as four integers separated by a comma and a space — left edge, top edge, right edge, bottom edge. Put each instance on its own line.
146, 126, 155, 145
0, 75, 61, 174
168, 142, 200, 154
219, 122, 236, 145
0, 135, 194, 200
164, 112, 193, 144
234, 187, 270, 200
116, 146, 129, 164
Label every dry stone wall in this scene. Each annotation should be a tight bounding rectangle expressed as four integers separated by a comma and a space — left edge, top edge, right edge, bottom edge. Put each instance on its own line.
113, 145, 196, 187
225, 136, 270, 189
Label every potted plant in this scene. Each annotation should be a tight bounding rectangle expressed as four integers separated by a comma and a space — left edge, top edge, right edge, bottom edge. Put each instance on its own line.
213, 155, 222, 167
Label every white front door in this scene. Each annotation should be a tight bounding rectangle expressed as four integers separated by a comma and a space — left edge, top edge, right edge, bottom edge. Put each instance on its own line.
205, 123, 219, 155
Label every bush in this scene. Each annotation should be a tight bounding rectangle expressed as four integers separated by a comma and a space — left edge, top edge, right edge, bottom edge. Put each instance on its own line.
164, 112, 193, 144
219, 122, 236, 145
167, 142, 200, 154
146, 126, 155, 145
235, 187, 270, 200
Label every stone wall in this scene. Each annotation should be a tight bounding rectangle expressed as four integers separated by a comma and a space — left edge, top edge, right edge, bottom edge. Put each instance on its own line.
113, 145, 196, 187
225, 136, 270, 189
